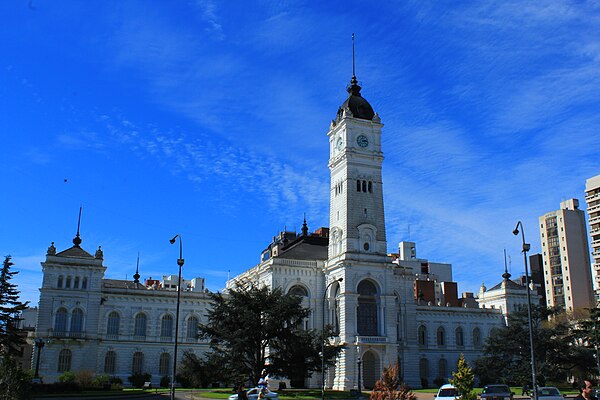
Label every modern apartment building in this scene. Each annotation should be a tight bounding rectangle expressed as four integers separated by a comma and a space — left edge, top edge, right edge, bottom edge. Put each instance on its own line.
585, 174, 600, 301
539, 199, 595, 311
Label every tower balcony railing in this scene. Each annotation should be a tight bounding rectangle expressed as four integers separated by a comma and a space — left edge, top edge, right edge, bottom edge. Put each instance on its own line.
590, 216, 600, 225
356, 335, 388, 344
48, 329, 86, 339
589, 204, 600, 213
586, 192, 600, 202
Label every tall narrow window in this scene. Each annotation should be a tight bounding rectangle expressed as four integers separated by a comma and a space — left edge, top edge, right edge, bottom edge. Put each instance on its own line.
57, 349, 72, 372
455, 327, 464, 347
419, 358, 429, 381
134, 313, 147, 337
66, 276, 72, 288
159, 353, 171, 375
438, 358, 448, 379
107, 311, 120, 336
362, 180, 367, 192
57, 276, 63, 288
472, 327, 481, 348
437, 326, 445, 347
187, 316, 199, 339
357, 280, 378, 336
418, 325, 427, 347
132, 352, 144, 374
104, 351, 116, 374
82, 277, 88, 289
357, 180, 361, 192
161, 315, 173, 338
70, 308, 84, 335
54, 308, 68, 334
368, 181, 372, 193
74, 277, 80, 289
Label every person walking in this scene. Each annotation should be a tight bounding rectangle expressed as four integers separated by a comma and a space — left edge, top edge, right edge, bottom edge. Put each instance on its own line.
575, 380, 596, 400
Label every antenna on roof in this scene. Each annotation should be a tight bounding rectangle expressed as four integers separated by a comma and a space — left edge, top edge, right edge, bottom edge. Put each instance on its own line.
73, 206, 83, 247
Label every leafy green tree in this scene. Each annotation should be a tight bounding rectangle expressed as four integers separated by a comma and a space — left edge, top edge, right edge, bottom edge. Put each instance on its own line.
572, 307, 600, 378
475, 305, 591, 385
450, 354, 476, 400
199, 283, 342, 386
0, 256, 29, 356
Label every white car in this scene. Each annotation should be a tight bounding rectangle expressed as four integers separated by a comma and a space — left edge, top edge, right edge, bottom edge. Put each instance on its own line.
537, 386, 564, 400
436, 384, 460, 400
228, 388, 279, 400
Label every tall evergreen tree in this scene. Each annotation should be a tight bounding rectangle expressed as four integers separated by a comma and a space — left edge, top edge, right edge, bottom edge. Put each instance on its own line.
0, 256, 29, 356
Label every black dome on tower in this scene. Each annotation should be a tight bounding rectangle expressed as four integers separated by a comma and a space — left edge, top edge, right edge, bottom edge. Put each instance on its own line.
337, 75, 375, 121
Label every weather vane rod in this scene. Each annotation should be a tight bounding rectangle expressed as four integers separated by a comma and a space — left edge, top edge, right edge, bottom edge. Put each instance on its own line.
352, 33, 356, 77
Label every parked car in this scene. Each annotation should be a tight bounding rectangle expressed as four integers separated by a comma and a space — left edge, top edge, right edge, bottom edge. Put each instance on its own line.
436, 384, 460, 400
537, 386, 564, 400
479, 384, 514, 400
229, 388, 279, 400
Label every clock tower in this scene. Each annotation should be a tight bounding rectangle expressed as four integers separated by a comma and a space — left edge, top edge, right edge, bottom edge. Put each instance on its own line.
327, 75, 387, 263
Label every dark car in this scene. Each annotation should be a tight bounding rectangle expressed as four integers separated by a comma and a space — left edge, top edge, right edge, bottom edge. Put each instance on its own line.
479, 385, 514, 400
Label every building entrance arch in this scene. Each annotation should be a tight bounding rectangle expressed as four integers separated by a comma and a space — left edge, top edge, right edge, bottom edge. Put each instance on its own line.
361, 350, 380, 389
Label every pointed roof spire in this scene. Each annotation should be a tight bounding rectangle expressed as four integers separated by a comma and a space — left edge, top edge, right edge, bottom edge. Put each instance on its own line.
502, 249, 511, 280
133, 252, 140, 283
73, 206, 83, 247
347, 32, 362, 96
301, 213, 308, 236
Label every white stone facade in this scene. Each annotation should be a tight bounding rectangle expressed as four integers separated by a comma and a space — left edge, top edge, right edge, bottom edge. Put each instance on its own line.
33, 76, 507, 389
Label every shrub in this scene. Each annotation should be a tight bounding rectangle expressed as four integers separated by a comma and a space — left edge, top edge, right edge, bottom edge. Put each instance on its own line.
128, 372, 151, 388
110, 376, 123, 385
0, 356, 33, 400
75, 370, 94, 388
370, 363, 416, 400
160, 375, 171, 388
58, 371, 76, 383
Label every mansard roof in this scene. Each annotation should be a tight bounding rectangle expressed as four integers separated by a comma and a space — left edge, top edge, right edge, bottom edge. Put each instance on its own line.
488, 278, 526, 292
277, 234, 328, 260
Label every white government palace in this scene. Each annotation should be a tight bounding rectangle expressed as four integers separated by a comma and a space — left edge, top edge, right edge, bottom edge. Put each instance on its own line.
33, 72, 522, 389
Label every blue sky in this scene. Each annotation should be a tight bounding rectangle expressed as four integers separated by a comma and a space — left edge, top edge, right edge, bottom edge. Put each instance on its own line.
2, 1, 599, 306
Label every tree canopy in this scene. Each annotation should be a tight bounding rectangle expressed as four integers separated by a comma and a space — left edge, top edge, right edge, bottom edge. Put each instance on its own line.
198, 283, 343, 387
475, 305, 594, 385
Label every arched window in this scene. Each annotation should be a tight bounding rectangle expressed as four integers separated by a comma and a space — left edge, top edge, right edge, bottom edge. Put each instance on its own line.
66, 276, 72, 288
438, 358, 448, 379
134, 313, 147, 337
419, 358, 429, 381
104, 351, 116, 374
161, 314, 173, 338
418, 325, 427, 347
159, 352, 171, 375
437, 326, 445, 347
289, 285, 309, 297
74, 277, 80, 289
57, 275, 63, 288
57, 349, 72, 372
362, 180, 367, 192
357, 280, 378, 336
70, 308, 84, 334
54, 307, 68, 334
368, 181, 372, 193
187, 316, 199, 339
455, 327, 464, 347
473, 327, 481, 348
107, 311, 120, 336
356, 180, 361, 192
132, 351, 144, 374
82, 277, 88, 289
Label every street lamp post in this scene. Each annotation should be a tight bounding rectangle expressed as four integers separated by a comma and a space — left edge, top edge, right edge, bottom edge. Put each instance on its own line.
513, 221, 538, 400
169, 235, 184, 400
322, 277, 343, 400
33, 338, 45, 380
357, 357, 362, 394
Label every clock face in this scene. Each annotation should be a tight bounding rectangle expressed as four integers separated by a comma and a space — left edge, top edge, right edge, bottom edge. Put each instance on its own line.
357, 135, 369, 148
336, 137, 344, 151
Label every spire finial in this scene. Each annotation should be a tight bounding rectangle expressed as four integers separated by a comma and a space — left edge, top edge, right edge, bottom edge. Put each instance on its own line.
502, 249, 511, 280
352, 33, 356, 79
301, 213, 308, 236
73, 206, 83, 247
347, 33, 361, 95
133, 252, 140, 283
